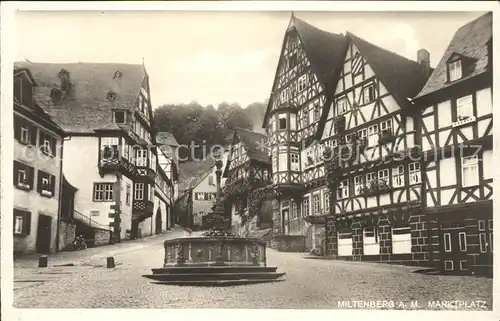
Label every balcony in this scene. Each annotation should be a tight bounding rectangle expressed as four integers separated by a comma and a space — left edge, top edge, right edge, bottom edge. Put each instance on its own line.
132, 200, 154, 221
99, 156, 135, 178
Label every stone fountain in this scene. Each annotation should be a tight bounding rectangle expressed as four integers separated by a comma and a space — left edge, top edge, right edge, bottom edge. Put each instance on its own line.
143, 155, 285, 286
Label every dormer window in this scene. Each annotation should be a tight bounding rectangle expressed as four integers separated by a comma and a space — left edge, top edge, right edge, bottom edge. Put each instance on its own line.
449, 60, 462, 81
114, 110, 126, 124
107, 91, 116, 101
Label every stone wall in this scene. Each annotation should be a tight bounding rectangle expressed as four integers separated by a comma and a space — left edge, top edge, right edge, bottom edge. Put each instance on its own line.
94, 228, 111, 247
270, 235, 306, 252
58, 220, 76, 251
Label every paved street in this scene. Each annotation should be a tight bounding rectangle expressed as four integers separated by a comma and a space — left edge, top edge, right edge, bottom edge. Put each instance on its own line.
14, 231, 492, 310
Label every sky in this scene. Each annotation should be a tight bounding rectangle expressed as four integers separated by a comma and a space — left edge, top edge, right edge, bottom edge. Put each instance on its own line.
14, 10, 485, 109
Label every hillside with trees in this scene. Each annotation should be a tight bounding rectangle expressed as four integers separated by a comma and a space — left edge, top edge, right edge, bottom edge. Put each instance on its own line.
154, 101, 267, 161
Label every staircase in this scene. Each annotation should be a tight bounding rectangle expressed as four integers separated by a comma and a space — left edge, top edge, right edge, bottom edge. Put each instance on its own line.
73, 210, 111, 247
143, 266, 285, 286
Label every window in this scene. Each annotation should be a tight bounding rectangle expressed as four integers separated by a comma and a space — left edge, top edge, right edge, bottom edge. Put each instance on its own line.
208, 175, 214, 186
392, 165, 405, 187
292, 202, 299, 220
14, 116, 37, 145
462, 155, 479, 187
280, 87, 290, 103
312, 194, 321, 215
278, 153, 288, 171
392, 226, 411, 254
114, 111, 126, 124
456, 95, 473, 120
101, 137, 120, 160
479, 233, 487, 253
39, 131, 57, 157
449, 60, 462, 81
366, 172, 376, 186
314, 104, 321, 122
297, 74, 307, 92
380, 119, 392, 136
354, 175, 363, 196
150, 186, 154, 201
134, 183, 144, 200
363, 227, 378, 243
443, 233, 451, 252
94, 183, 114, 202
37, 171, 55, 197
458, 232, 467, 252
13, 209, 31, 236
337, 180, 349, 199
14, 161, 34, 190
291, 153, 300, 171
336, 98, 348, 115
135, 149, 148, 167
302, 198, 310, 217
478, 220, 486, 231
289, 53, 298, 68
324, 191, 330, 212
408, 162, 421, 185
363, 84, 375, 104
302, 110, 309, 128
278, 114, 287, 130
367, 124, 379, 146
126, 184, 131, 205
357, 128, 367, 145
378, 169, 389, 185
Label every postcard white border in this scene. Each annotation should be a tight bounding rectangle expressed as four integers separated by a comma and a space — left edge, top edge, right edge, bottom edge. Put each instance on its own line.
1, 1, 499, 321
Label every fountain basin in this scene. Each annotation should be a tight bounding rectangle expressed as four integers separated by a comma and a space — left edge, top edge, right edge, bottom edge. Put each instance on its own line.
143, 236, 286, 286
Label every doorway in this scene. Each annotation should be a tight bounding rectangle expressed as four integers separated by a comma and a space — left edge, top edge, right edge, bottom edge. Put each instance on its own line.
36, 214, 52, 254
155, 207, 162, 234
281, 208, 290, 235
440, 228, 469, 274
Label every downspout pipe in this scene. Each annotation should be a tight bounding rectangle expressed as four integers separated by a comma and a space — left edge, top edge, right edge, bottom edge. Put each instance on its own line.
55, 135, 65, 252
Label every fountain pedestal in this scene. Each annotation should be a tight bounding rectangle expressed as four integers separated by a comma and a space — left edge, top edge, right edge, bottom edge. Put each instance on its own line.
142, 156, 285, 286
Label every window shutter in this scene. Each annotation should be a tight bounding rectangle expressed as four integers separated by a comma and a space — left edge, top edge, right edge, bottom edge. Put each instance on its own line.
39, 131, 44, 149
51, 137, 57, 157
23, 211, 32, 236
50, 175, 56, 195
14, 116, 21, 140
37, 170, 42, 193
28, 166, 35, 190
30, 125, 37, 145
13, 161, 19, 185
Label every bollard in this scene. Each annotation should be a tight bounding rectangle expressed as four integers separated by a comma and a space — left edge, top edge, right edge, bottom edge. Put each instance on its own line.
107, 257, 115, 269
38, 255, 48, 268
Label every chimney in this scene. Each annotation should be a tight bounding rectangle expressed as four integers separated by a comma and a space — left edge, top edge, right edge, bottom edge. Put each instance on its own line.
57, 69, 72, 98
417, 49, 431, 77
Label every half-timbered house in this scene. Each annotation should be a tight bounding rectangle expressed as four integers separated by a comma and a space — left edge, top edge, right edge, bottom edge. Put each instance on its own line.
412, 12, 493, 275
13, 67, 66, 255
320, 32, 431, 264
15, 61, 161, 241
222, 128, 272, 236
262, 15, 347, 252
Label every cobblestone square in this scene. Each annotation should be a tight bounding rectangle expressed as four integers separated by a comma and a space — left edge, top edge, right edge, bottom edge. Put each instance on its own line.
13, 233, 493, 310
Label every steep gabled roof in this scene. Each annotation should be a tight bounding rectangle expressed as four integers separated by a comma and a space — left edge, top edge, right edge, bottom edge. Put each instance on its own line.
262, 15, 348, 128
415, 12, 492, 98
13, 61, 147, 133
235, 127, 269, 164
156, 131, 180, 147
14, 68, 65, 135
178, 157, 216, 192
347, 32, 430, 108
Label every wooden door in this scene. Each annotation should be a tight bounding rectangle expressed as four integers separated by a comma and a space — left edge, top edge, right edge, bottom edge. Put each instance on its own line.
36, 214, 52, 254
440, 228, 468, 274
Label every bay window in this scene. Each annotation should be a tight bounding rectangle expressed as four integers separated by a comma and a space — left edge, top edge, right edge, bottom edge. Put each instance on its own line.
278, 153, 288, 171
101, 137, 120, 160
290, 153, 300, 171
278, 113, 287, 130
134, 183, 144, 200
